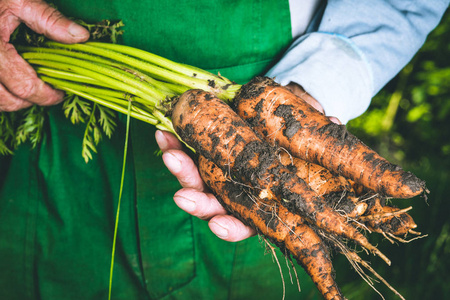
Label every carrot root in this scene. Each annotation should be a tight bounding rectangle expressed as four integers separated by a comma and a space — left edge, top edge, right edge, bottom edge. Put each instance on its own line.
198, 155, 344, 300
234, 77, 426, 199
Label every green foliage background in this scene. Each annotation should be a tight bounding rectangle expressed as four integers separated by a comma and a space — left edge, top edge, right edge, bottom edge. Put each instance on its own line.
336, 10, 450, 300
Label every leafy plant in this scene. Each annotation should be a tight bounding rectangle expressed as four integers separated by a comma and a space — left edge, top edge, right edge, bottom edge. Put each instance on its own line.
3, 20, 125, 161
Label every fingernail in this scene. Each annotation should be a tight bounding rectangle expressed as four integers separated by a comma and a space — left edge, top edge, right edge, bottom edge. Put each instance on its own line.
155, 130, 168, 150
328, 116, 342, 125
163, 152, 182, 173
174, 195, 196, 212
68, 23, 89, 38
209, 221, 229, 239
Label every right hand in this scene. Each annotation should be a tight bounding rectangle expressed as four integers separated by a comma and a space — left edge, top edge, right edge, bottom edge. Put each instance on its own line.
0, 0, 89, 112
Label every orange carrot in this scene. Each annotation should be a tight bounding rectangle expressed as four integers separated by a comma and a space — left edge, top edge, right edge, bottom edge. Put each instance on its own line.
278, 151, 367, 218
198, 155, 344, 300
234, 77, 426, 199
171, 89, 389, 264
360, 197, 418, 236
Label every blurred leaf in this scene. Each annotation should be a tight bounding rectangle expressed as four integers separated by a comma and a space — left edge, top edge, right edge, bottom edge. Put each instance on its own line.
343, 9, 450, 300
406, 103, 431, 122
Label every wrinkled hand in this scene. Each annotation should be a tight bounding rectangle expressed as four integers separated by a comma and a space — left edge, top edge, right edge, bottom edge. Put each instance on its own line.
0, 0, 89, 112
157, 83, 340, 242
286, 82, 342, 124
156, 130, 256, 242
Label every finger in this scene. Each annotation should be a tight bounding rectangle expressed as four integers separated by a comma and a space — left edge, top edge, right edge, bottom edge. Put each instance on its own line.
18, 0, 89, 43
0, 83, 33, 111
174, 188, 227, 220
303, 96, 325, 114
328, 116, 342, 124
155, 130, 183, 152
286, 82, 325, 114
162, 149, 207, 191
209, 215, 256, 242
0, 40, 64, 105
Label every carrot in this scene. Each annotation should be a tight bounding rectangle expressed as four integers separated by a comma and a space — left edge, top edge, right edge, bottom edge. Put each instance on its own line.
198, 155, 344, 300
170, 89, 390, 264
359, 196, 419, 237
16, 42, 425, 200
277, 151, 367, 218
234, 77, 426, 199
12, 36, 422, 300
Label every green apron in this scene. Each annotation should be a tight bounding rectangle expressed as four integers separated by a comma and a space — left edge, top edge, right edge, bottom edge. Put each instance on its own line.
0, 1, 321, 299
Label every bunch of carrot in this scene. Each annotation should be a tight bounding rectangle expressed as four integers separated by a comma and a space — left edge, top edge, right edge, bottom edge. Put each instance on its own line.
12, 39, 428, 300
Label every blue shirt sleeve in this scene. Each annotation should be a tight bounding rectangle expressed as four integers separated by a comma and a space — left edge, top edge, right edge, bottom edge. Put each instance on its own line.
267, 0, 449, 123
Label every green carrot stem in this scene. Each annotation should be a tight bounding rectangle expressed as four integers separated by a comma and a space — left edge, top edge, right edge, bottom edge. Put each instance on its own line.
24, 55, 161, 106
39, 74, 126, 99
108, 99, 132, 300
46, 81, 162, 127
36, 67, 112, 88
17, 45, 120, 67
85, 41, 231, 83
22, 52, 167, 101
95, 94, 160, 123
44, 41, 238, 100
22, 46, 177, 96
161, 82, 191, 95
38, 68, 177, 128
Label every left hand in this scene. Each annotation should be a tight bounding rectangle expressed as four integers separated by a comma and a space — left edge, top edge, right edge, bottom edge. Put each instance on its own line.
156, 83, 340, 242
155, 130, 256, 242
286, 82, 341, 124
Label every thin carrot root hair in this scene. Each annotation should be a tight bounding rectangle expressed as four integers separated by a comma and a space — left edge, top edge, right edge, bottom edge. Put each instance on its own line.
321, 231, 406, 300
198, 155, 345, 300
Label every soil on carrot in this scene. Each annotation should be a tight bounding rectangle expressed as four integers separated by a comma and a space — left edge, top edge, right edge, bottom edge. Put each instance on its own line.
173, 89, 386, 254
234, 76, 426, 199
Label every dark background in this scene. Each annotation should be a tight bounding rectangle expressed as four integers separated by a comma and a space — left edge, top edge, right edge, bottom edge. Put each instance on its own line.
334, 9, 450, 300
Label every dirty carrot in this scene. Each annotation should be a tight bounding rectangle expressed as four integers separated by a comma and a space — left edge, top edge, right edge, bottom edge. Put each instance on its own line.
277, 151, 367, 218
198, 155, 344, 300
360, 196, 419, 237
234, 77, 426, 199
170, 89, 390, 265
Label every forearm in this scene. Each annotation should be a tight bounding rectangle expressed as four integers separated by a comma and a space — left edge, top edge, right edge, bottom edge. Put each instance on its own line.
268, 0, 449, 123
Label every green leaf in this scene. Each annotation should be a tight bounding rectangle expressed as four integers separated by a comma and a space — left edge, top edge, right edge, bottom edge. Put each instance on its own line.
0, 140, 13, 156
97, 105, 117, 138
15, 105, 46, 148
63, 94, 92, 124
76, 19, 124, 43
406, 103, 431, 122
0, 112, 17, 152
81, 103, 112, 163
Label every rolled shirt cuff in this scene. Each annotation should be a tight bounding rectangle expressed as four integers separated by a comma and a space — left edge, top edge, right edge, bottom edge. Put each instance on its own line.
266, 32, 374, 124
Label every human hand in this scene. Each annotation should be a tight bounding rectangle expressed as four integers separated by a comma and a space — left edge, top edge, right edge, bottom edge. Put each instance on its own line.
0, 0, 89, 112
156, 84, 339, 242
155, 130, 256, 242
286, 82, 342, 124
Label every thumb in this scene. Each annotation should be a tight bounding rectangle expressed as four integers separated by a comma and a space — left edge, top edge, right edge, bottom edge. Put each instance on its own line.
18, 0, 89, 43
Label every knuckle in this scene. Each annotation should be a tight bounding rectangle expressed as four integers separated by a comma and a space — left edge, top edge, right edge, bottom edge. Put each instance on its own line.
10, 77, 38, 100
42, 7, 64, 32
2, 102, 25, 112
178, 174, 198, 188
0, 97, 29, 112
